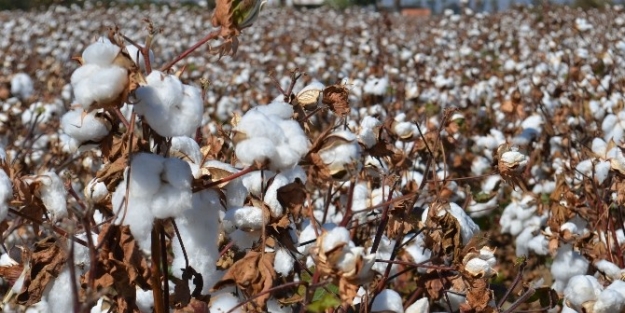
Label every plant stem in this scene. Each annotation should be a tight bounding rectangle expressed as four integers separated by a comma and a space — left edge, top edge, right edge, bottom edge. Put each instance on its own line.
160, 29, 221, 72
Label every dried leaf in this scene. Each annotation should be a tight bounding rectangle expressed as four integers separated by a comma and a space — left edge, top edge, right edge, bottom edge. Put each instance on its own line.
322, 84, 350, 118
17, 237, 68, 306
212, 251, 276, 309
276, 178, 306, 220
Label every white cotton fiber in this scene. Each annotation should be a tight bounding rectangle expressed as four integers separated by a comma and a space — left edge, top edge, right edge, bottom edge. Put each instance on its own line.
37, 172, 67, 222
594, 289, 625, 313
322, 227, 351, 252
298, 223, 336, 255
224, 206, 266, 231
134, 71, 203, 138
0, 169, 11, 222
44, 268, 74, 313
151, 157, 192, 218
112, 180, 154, 252
447, 202, 480, 244
82, 38, 120, 66
210, 292, 244, 313
10, 73, 34, 100
61, 109, 111, 144
136, 288, 154, 313
551, 245, 590, 293
72, 65, 128, 111
274, 247, 295, 276
405, 298, 429, 313
125, 44, 155, 71
172, 189, 222, 293
564, 275, 602, 311
371, 289, 404, 313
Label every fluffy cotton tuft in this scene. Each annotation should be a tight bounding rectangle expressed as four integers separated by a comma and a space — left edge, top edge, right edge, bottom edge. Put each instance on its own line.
234, 101, 309, 171
210, 293, 244, 313
71, 37, 128, 111
10, 73, 34, 100
133, 71, 204, 137
371, 289, 404, 313
112, 153, 193, 251
0, 169, 11, 222
61, 109, 111, 146
36, 172, 67, 222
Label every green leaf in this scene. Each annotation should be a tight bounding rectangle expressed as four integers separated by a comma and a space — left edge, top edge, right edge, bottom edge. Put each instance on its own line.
307, 292, 341, 313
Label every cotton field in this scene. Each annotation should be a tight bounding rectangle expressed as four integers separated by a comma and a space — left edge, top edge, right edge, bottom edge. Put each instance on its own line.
1, 2, 625, 313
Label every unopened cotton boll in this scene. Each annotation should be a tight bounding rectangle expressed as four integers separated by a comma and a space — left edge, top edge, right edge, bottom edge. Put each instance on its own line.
371, 289, 404, 313
134, 71, 204, 137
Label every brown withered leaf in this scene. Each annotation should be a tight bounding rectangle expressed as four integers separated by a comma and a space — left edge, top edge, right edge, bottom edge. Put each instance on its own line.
460, 278, 494, 313
84, 224, 150, 312
174, 298, 209, 313
338, 276, 360, 305
424, 201, 462, 260
17, 237, 68, 306
212, 251, 276, 310
170, 275, 192, 309
322, 84, 350, 118
276, 178, 306, 220
211, 0, 238, 38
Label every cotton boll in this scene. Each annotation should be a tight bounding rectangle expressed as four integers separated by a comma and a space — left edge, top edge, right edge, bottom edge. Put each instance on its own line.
82, 38, 121, 66
563, 275, 602, 311
274, 248, 295, 276
170, 136, 202, 177
210, 293, 244, 313
134, 71, 203, 137
128, 153, 165, 198
125, 44, 155, 71
112, 180, 154, 252
551, 245, 590, 293
594, 289, 625, 313
44, 269, 74, 313
72, 65, 128, 111
403, 233, 431, 273
595, 259, 625, 281
37, 172, 68, 222
10, 73, 34, 100
151, 157, 193, 219
0, 169, 11, 222
172, 189, 222, 293
136, 288, 154, 313
321, 227, 351, 253
371, 289, 404, 313
267, 298, 291, 313
224, 206, 266, 231
298, 223, 336, 255
447, 202, 480, 245
253, 101, 294, 119
61, 109, 111, 144
405, 297, 429, 313
236, 137, 278, 167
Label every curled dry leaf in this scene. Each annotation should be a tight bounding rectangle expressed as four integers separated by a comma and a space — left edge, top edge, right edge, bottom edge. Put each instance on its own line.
82, 224, 151, 311
322, 84, 350, 118
212, 251, 276, 310
17, 237, 67, 306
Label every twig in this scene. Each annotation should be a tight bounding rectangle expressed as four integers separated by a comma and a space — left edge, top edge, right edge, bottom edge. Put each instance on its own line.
161, 29, 221, 72
151, 221, 166, 313
172, 220, 190, 269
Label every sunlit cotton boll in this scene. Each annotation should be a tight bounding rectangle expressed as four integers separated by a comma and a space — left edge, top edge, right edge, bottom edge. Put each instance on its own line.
318, 130, 362, 179
563, 275, 602, 311
61, 109, 111, 146
112, 153, 193, 252
71, 38, 128, 111
371, 289, 404, 313
0, 169, 11, 222
134, 70, 203, 138
234, 101, 309, 171
10, 73, 34, 100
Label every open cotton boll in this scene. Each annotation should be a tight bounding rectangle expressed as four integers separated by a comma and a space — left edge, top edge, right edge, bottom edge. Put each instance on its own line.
82, 37, 121, 66
112, 180, 154, 252
371, 289, 404, 313
298, 223, 336, 255
423, 202, 480, 245
37, 172, 67, 222
318, 130, 362, 177
594, 289, 625, 313
321, 227, 351, 253
405, 297, 429, 313
252, 100, 294, 119
170, 136, 202, 177
44, 268, 74, 313
61, 109, 111, 144
210, 293, 244, 313
364, 77, 389, 96
551, 244, 590, 293
172, 189, 222, 293
274, 247, 295, 276
403, 233, 432, 273
563, 275, 602, 311
136, 289, 154, 313
224, 206, 266, 231
595, 259, 625, 280
125, 44, 155, 71
150, 157, 193, 219
10, 73, 34, 100
72, 65, 129, 111
134, 71, 203, 137
0, 169, 11, 222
